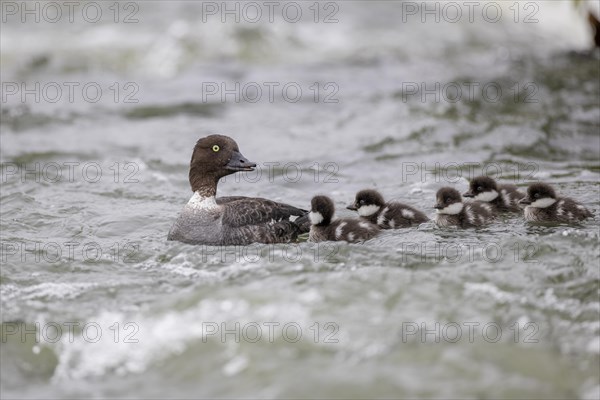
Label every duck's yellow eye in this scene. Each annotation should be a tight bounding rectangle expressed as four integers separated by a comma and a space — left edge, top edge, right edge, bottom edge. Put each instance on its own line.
212, 145, 220, 152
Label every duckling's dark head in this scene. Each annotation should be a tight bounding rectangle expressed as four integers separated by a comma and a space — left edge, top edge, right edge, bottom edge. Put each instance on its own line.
519, 182, 557, 207
435, 187, 464, 215
463, 176, 499, 201
310, 195, 334, 226
347, 189, 385, 217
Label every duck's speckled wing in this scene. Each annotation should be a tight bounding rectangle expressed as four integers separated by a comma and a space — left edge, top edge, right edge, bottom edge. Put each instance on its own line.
216, 196, 248, 205
221, 197, 307, 227
219, 197, 308, 245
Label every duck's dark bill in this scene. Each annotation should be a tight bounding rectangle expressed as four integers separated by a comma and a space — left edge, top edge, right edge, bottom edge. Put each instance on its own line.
226, 165, 256, 172
226, 151, 257, 171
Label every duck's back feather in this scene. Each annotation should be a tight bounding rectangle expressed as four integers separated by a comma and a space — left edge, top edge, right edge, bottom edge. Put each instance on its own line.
220, 197, 307, 228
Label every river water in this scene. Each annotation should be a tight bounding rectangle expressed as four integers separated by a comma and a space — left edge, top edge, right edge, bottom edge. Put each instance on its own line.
1, 1, 599, 398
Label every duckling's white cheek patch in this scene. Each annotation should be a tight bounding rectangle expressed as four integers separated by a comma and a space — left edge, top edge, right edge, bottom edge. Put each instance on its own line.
357, 205, 380, 217
474, 190, 498, 202
309, 211, 324, 225
530, 198, 556, 208
437, 202, 463, 215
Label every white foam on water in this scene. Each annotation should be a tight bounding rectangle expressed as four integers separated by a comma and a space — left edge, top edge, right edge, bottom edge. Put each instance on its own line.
3, 282, 98, 302
51, 298, 313, 381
